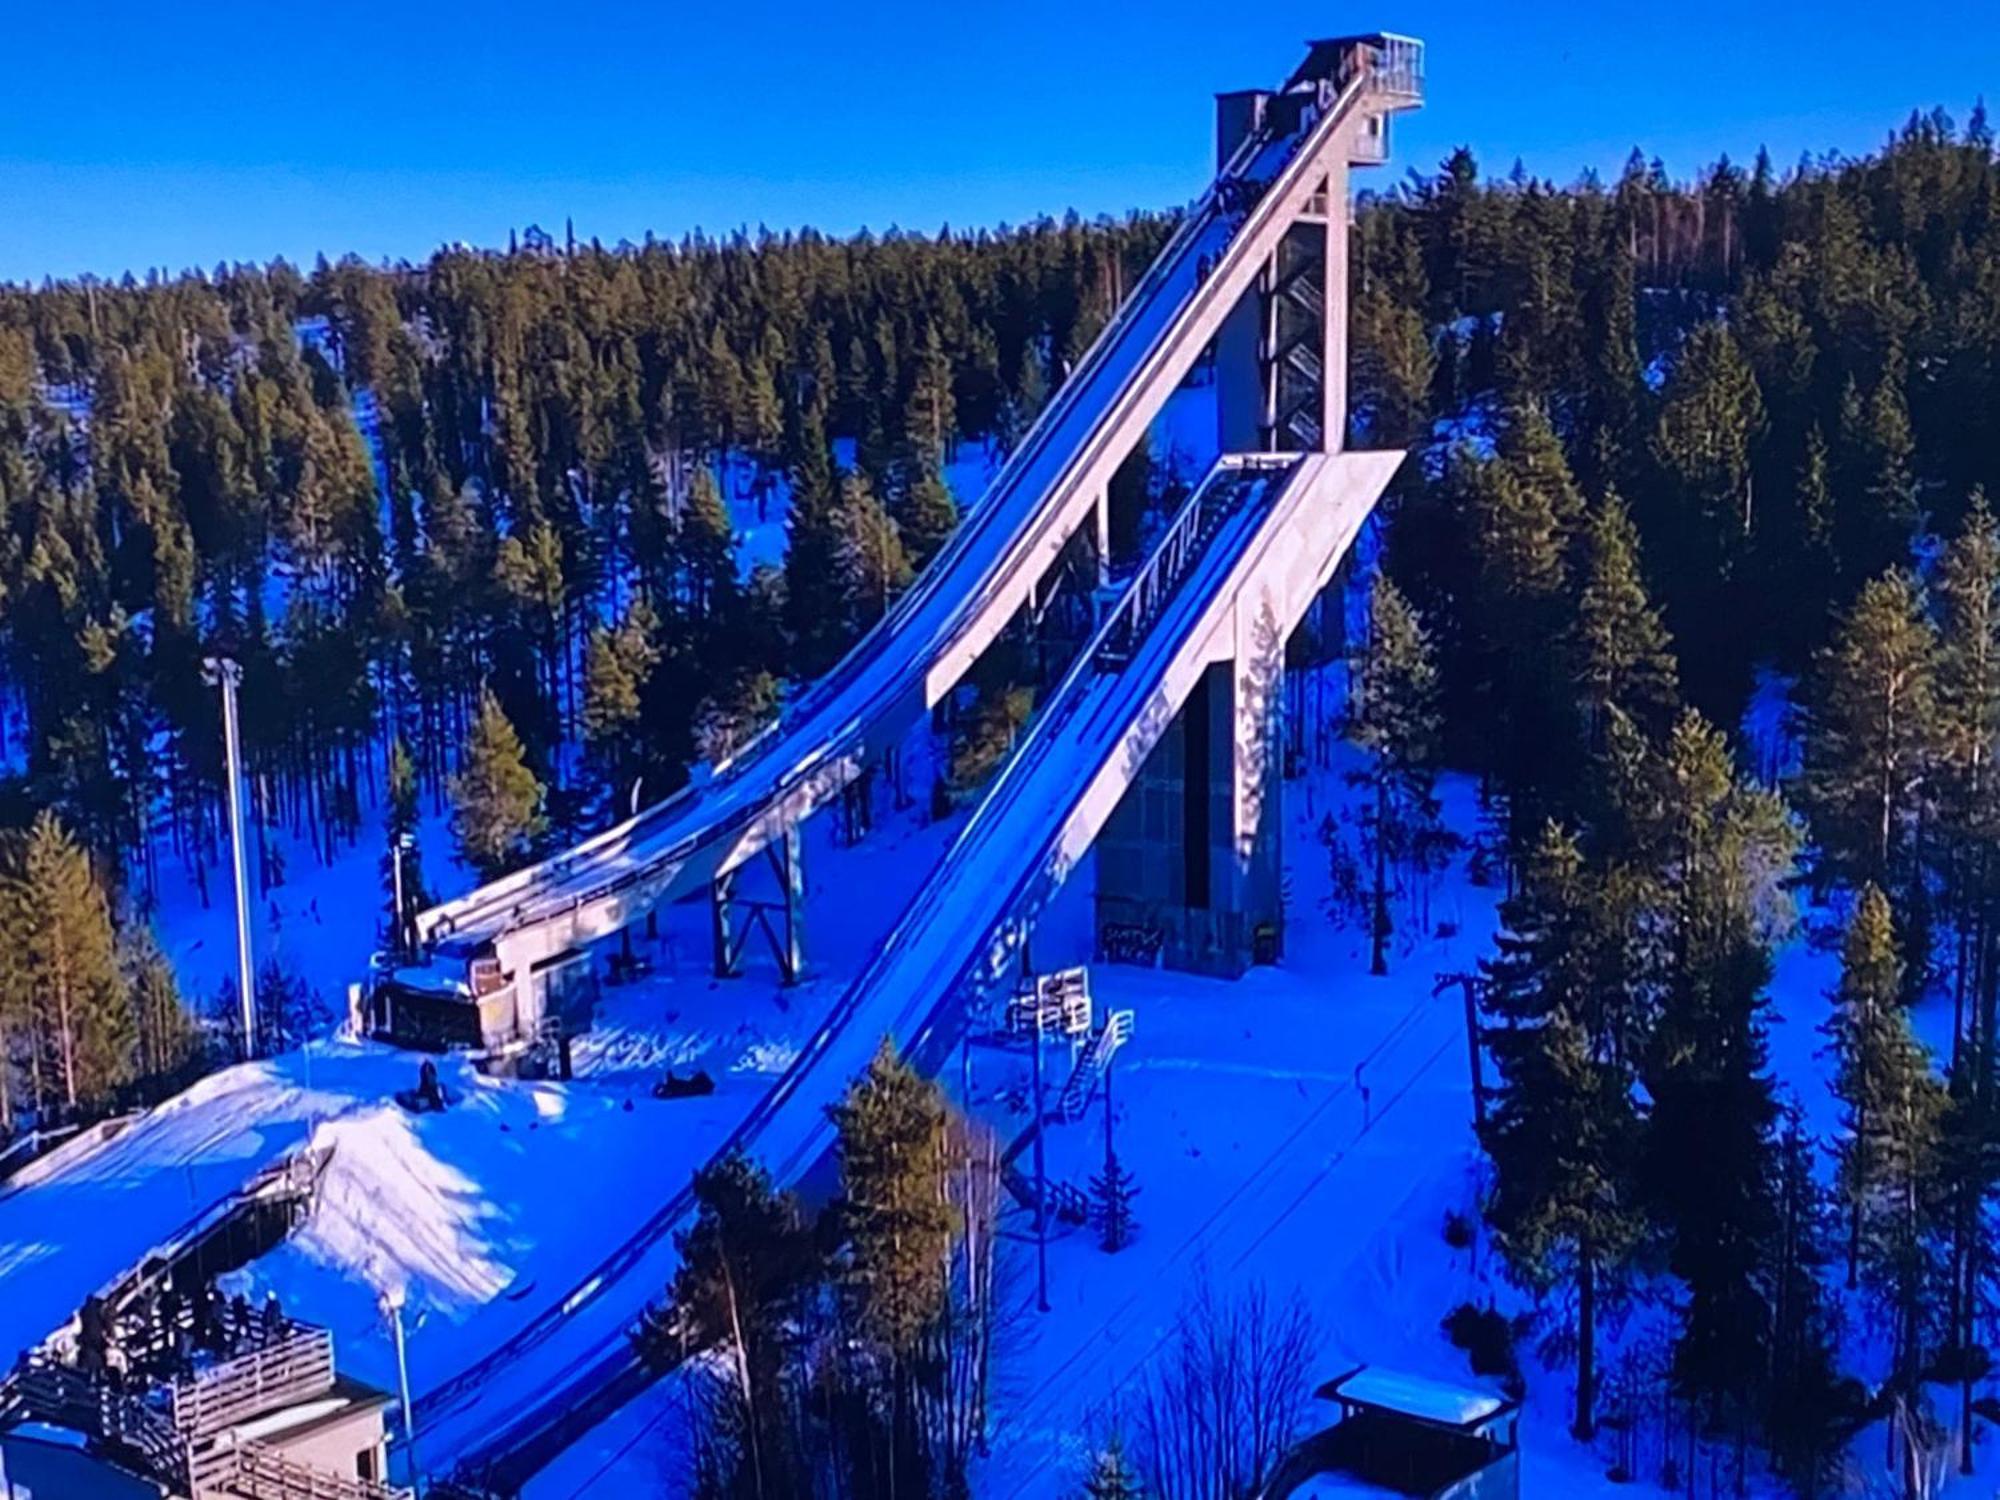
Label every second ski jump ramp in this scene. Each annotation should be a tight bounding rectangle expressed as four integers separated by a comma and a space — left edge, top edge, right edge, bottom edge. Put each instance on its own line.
414, 444, 1402, 1480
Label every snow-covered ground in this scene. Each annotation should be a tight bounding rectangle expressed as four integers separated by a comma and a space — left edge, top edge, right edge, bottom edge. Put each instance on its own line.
528, 684, 2000, 1500
231, 770, 965, 1400
0, 729, 967, 1405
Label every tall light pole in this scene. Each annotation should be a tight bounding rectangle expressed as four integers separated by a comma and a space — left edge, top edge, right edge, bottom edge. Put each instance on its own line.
380, 1285, 423, 1495
204, 657, 256, 1059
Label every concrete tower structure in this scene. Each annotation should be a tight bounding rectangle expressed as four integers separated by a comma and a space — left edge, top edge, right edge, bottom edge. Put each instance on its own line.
1095, 35, 1423, 975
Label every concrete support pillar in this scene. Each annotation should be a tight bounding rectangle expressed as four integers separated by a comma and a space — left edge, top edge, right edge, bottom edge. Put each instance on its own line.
710, 868, 740, 980
1093, 487, 1112, 588
1094, 646, 1284, 976
1216, 608, 1286, 960
1321, 160, 1351, 452
1215, 265, 1270, 455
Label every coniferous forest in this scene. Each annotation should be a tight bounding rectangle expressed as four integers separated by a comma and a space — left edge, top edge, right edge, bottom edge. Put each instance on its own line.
3, 104, 2000, 1492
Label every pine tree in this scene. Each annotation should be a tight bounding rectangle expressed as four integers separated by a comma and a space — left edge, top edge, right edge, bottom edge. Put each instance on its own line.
657, 1150, 820, 1499
1350, 576, 1441, 974
1826, 885, 1950, 1397
695, 671, 780, 767
450, 689, 547, 880
1801, 571, 1941, 902
1572, 492, 1678, 740
1933, 493, 2000, 1050
381, 738, 430, 956
0, 811, 132, 1111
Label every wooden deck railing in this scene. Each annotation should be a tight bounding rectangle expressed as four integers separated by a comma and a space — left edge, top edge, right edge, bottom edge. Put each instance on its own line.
172, 1326, 336, 1439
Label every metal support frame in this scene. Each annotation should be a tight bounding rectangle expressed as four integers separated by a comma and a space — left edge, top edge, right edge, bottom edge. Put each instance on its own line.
710, 824, 806, 984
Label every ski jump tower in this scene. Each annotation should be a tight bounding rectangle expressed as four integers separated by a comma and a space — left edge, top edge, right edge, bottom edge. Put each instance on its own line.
1094, 36, 1423, 974
381, 34, 1423, 1047
402, 35, 1426, 1484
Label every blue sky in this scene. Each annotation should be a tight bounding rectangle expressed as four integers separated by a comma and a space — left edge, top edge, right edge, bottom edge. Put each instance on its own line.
2, 0, 1996, 284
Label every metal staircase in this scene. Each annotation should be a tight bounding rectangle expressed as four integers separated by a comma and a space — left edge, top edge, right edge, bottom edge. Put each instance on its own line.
1054, 1010, 1135, 1124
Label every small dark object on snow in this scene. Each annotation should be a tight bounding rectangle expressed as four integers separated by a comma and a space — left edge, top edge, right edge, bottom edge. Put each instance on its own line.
396, 1057, 451, 1113
653, 1068, 716, 1100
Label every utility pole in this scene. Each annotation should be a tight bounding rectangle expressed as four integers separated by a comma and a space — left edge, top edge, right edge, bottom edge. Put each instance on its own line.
381, 1286, 423, 1495
204, 657, 256, 1059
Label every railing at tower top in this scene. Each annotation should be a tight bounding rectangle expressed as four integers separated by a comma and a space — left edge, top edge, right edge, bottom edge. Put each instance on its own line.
1342, 35, 1424, 102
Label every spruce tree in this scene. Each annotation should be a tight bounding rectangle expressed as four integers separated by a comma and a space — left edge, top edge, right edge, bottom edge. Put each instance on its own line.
897, 472, 958, 570
828, 1036, 960, 1362
679, 466, 738, 614
1764, 1106, 1850, 1492
1640, 714, 1795, 1437
1457, 415, 1582, 827
1350, 576, 1441, 974
1478, 820, 1643, 1440
450, 689, 547, 880
1081, 1430, 1144, 1500
1572, 492, 1678, 741
1091, 1150, 1140, 1254
1351, 277, 1435, 447
0, 812, 132, 1111
831, 472, 913, 633
119, 923, 196, 1092
1651, 320, 1766, 560
581, 598, 661, 805
783, 414, 854, 677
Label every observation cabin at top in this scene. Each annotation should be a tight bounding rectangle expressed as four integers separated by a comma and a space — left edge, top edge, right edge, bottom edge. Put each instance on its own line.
371, 31, 1426, 1054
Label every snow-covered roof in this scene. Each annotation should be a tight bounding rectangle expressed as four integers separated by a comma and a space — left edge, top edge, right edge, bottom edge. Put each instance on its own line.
1317, 1367, 1511, 1430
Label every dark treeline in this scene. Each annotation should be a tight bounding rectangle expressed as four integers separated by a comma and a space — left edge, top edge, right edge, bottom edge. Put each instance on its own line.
0, 209, 1173, 899
0, 210, 1168, 1118
1344, 110, 2000, 1493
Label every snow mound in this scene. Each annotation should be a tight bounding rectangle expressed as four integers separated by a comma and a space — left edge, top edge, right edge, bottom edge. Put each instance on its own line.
289, 1106, 512, 1313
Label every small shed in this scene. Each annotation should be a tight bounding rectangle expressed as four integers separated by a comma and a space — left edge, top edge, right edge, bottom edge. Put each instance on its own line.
1273, 1366, 1520, 1500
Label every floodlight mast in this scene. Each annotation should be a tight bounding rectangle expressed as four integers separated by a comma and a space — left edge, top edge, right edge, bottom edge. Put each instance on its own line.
204, 656, 256, 1059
